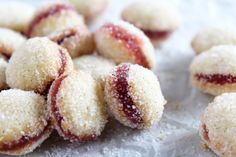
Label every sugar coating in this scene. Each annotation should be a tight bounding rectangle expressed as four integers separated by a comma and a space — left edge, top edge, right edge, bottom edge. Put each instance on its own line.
28, 3, 84, 37
105, 63, 166, 129
0, 28, 26, 57
122, 1, 180, 31
0, 2, 35, 32
95, 21, 155, 69
73, 55, 115, 85
0, 89, 51, 155
6, 37, 73, 93
190, 45, 236, 75
200, 93, 236, 157
68, 0, 108, 21
191, 27, 236, 54
48, 71, 107, 141
0, 58, 7, 90
49, 25, 95, 58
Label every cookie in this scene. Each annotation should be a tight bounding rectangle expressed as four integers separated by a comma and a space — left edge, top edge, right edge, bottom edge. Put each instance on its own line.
200, 93, 236, 157
105, 63, 166, 129
95, 21, 155, 69
0, 89, 52, 155
191, 27, 236, 54
0, 2, 35, 32
122, 1, 180, 46
48, 71, 107, 142
190, 45, 236, 95
26, 3, 85, 37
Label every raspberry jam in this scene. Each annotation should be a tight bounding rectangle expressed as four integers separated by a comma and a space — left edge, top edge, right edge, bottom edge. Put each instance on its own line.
103, 24, 150, 69
113, 63, 144, 125
195, 74, 236, 85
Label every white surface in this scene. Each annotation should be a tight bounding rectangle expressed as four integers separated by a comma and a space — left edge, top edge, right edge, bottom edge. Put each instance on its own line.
1, 0, 236, 156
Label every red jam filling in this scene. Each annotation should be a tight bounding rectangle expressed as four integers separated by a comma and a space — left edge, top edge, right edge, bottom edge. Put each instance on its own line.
26, 4, 75, 37
103, 23, 150, 69
141, 29, 171, 40
113, 63, 144, 125
202, 124, 210, 142
195, 74, 236, 85
0, 123, 51, 151
50, 75, 97, 142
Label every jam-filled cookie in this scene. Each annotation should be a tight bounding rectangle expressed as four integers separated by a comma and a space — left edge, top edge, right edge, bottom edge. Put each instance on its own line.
26, 3, 85, 37
95, 21, 155, 69
48, 71, 107, 142
122, 1, 180, 47
200, 93, 236, 157
190, 45, 236, 95
0, 2, 35, 32
192, 27, 236, 54
104, 63, 166, 129
0, 89, 52, 155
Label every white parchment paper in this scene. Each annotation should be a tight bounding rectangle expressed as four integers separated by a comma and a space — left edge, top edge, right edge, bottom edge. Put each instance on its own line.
2, 0, 236, 156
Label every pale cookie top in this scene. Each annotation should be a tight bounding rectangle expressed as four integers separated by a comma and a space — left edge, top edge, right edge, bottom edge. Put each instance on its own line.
0, 2, 35, 32
192, 27, 236, 53
190, 45, 236, 75
122, 1, 180, 31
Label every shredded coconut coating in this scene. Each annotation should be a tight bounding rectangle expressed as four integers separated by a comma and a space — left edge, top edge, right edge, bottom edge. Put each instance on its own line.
0, 89, 51, 155
0, 58, 7, 90
122, 1, 180, 31
190, 45, 236, 76
95, 21, 156, 69
49, 25, 95, 58
0, 28, 26, 57
200, 93, 236, 157
105, 63, 166, 129
0, 2, 35, 32
28, 4, 84, 37
73, 54, 115, 85
192, 27, 236, 54
48, 71, 108, 141
6, 37, 73, 93
68, 0, 108, 21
